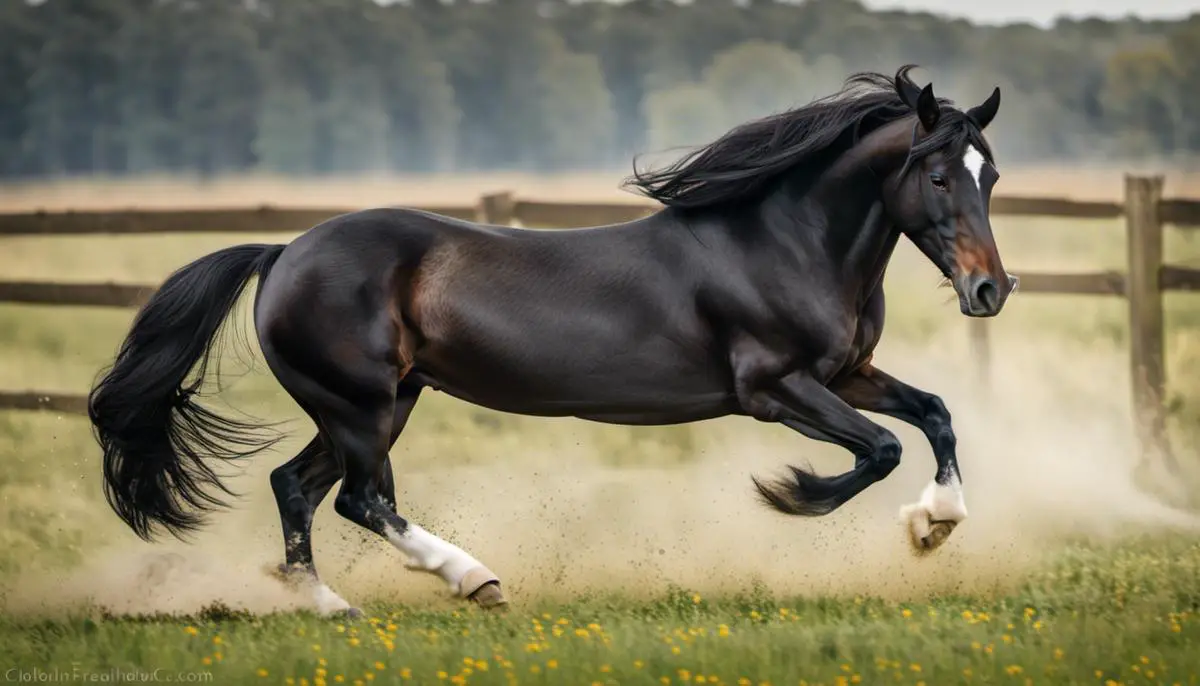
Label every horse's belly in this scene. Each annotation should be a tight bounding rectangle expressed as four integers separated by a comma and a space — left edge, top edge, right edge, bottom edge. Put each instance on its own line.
409, 336, 735, 424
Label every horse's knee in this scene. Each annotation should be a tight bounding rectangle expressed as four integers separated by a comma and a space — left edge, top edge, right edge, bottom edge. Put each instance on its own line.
269, 464, 314, 524
871, 431, 902, 476
269, 463, 296, 498
333, 490, 370, 526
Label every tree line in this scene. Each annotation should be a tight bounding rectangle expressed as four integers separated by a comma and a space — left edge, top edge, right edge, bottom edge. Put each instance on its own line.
1, 0, 1198, 179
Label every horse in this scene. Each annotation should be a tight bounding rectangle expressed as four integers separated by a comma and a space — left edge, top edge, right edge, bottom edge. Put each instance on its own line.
87, 65, 1014, 616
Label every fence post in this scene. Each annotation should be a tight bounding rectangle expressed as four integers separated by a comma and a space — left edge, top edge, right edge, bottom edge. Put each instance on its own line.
1124, 175, 1176, 476
477, 191, 516, 225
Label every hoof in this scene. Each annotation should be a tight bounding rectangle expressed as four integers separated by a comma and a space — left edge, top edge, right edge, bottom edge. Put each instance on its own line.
921, 520, 957, 551
460, 566, 507, 610
337, 606, 366, 621
900, 503, 959, 556
467, 581, 509, 611
268, 563, 310, 588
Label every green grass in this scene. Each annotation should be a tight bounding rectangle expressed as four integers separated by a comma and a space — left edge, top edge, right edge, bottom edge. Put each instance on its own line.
1, 537, 1198, 686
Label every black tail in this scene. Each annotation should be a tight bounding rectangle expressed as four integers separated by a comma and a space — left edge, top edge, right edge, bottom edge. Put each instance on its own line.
88, 243, 287, 541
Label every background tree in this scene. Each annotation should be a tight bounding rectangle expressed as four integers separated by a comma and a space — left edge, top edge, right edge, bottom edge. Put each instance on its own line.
1, 0, 1198, 179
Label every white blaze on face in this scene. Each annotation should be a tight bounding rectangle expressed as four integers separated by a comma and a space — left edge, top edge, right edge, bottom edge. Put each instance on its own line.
963, 145, 985, 192
382, 522, 495, 597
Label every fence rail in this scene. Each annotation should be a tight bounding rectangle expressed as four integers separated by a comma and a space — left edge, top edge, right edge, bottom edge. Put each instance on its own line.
2, 182, 1198, 474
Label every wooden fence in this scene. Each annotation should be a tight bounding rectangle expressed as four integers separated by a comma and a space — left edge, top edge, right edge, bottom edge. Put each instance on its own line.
2, 178, 1199, 469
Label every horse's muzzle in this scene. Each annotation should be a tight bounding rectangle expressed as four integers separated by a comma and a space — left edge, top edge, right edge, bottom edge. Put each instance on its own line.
957, 272, 1016, 317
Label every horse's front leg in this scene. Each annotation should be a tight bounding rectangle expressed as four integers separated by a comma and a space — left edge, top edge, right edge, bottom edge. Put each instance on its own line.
732, 343, 904, 516
829, 364, 966, 554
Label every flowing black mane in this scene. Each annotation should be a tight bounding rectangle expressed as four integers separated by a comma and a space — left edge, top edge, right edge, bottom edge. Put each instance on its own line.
624, 65, 994, 210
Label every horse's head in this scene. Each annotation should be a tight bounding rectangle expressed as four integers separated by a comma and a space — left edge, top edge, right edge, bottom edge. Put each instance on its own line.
882, 71, 1015, 317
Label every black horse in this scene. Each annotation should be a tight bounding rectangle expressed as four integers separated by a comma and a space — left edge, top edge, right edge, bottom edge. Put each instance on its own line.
88, 66, 1013, 615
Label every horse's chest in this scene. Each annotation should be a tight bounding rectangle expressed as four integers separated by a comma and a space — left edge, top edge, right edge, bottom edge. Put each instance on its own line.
840, 310, 883, 373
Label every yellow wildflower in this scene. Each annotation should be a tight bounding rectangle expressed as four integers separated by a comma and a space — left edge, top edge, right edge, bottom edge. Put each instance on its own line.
184, 626, 199, 637
257, 669, 269, 678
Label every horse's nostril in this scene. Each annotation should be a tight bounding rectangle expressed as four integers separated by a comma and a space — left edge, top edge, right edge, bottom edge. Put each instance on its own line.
973, 278, 999, 312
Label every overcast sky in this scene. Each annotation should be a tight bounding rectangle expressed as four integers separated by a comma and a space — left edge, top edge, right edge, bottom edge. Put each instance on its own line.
859, 0, 1196, 27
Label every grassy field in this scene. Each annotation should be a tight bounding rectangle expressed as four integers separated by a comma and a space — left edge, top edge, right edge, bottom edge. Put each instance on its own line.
1, 170, 1199, 685
1, 538, 1198, 685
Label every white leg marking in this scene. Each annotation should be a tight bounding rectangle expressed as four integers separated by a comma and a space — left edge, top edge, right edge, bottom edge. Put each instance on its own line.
899, 474, 968, 553
963, 145, 984, 191
382, 523, 494, 597
311, 582, 352, 615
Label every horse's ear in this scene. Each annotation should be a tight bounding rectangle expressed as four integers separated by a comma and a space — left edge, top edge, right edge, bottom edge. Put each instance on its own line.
895, 68, 923, 109
967, 86, 1001, 130
915, 83, 940, 132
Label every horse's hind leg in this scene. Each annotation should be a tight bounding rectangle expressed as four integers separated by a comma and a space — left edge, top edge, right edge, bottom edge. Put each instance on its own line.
320, 380, 507, 610
269, 386, 458, 615
269, 436, 348, 613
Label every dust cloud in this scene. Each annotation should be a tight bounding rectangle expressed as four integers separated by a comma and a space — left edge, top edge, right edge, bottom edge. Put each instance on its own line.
5, 331, 1198, 618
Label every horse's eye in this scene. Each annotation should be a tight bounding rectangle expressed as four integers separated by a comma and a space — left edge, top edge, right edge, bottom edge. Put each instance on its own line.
929, 173, 948, 191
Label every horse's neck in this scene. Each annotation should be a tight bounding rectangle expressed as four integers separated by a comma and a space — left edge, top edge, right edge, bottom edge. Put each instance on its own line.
759, 153, 899, 301
813, 125, 912, 298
